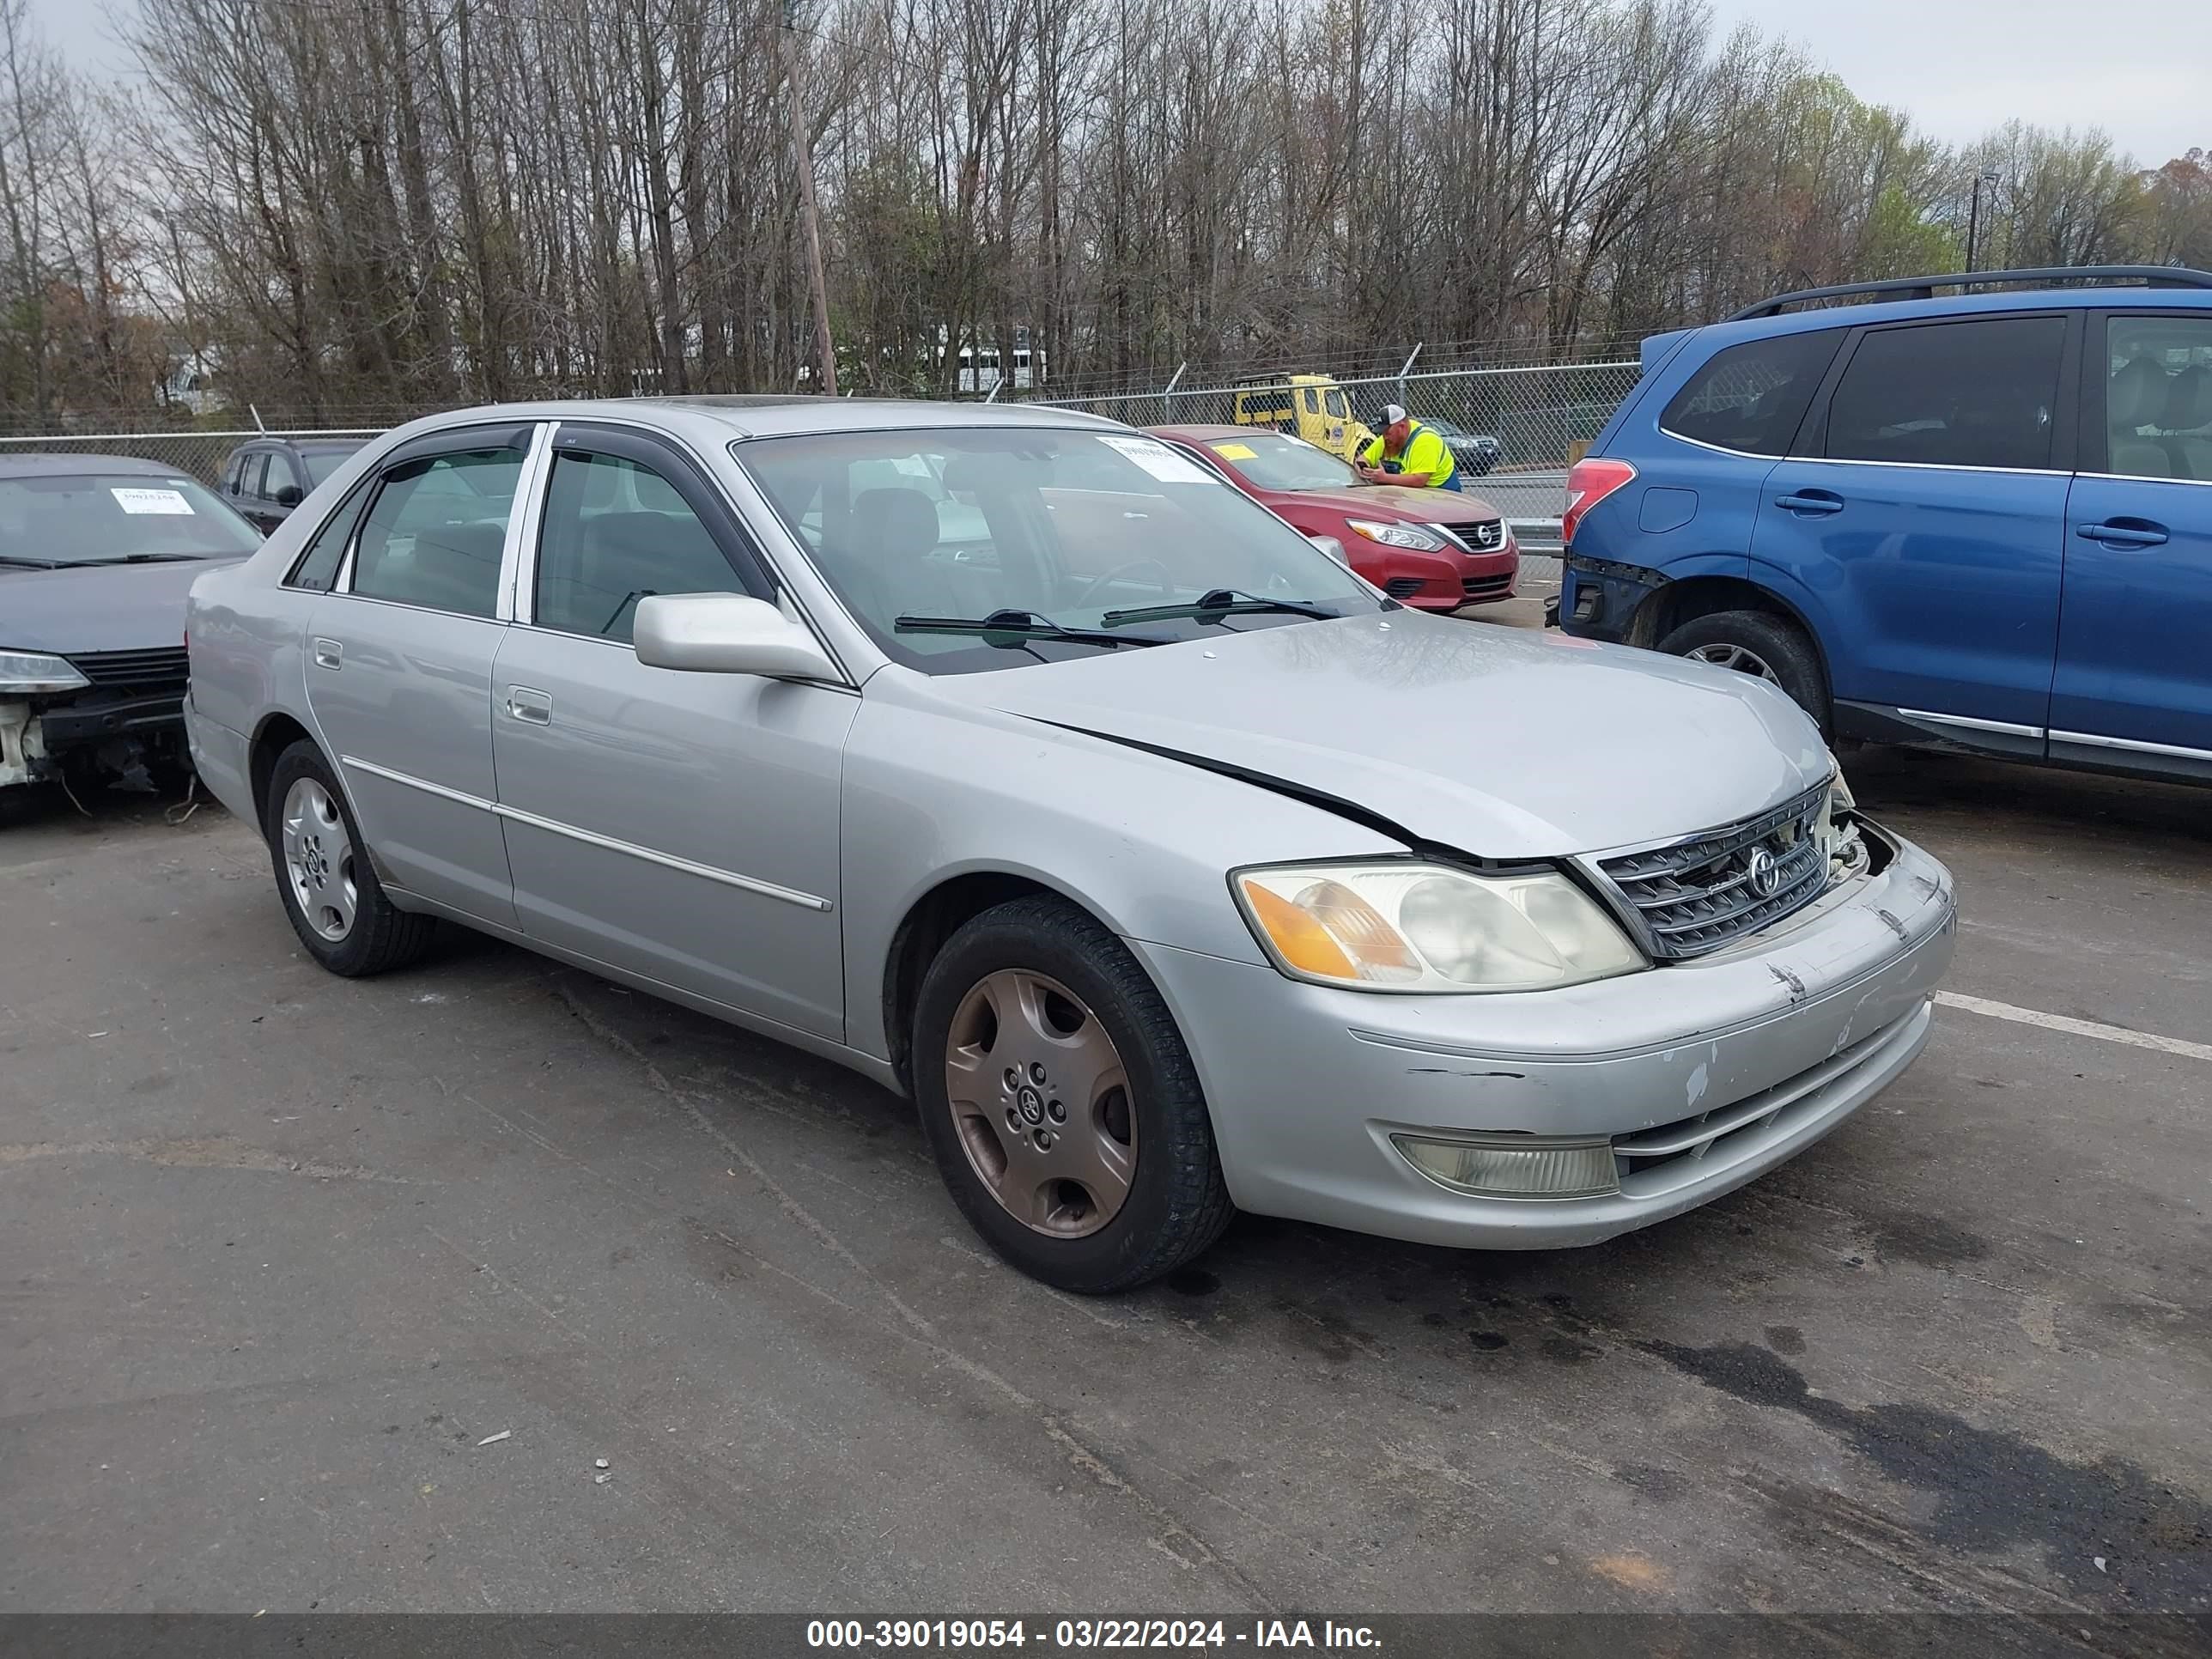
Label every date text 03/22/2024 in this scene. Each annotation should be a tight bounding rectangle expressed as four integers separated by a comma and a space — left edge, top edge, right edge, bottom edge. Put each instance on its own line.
805, 1620, 1382, 1650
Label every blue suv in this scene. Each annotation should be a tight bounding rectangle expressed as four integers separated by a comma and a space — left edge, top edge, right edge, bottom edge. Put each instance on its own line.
1559, 265, 2212, 785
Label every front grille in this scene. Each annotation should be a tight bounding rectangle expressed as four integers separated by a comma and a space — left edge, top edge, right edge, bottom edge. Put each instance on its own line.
1462, 573, 1512, 600
1437, 519, 1505, 553
1592, 780, 1829, 959
1382, 576, 1429, 599
64, 647, 191, 692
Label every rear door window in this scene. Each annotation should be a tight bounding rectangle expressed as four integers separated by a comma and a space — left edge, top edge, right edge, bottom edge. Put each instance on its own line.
1661, 330, 1842, 455
349, 448, 522, 617
1822, 316, 2066, 471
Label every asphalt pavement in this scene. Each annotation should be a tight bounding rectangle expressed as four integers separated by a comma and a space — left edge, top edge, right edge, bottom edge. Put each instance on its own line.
3, 692, 2209, 1617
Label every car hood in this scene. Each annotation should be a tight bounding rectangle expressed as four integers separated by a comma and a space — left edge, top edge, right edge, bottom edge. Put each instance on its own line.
0, 558, 244, 655
938, 611, 1831, 859
1266, 483, 1501, 524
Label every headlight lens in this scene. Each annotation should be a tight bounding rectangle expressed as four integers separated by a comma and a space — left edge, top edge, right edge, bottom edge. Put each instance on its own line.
1233, 861, 1644, 993
0, 649, 90, 694
1344, 518, 1445, 552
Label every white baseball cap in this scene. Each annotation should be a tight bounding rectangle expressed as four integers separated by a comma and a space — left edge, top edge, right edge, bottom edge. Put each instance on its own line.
1383, 404, 1407, 424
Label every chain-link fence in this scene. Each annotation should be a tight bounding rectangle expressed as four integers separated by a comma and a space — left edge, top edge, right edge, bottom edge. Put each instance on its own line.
1, 360, 1644, 550
0, 428, 385, 485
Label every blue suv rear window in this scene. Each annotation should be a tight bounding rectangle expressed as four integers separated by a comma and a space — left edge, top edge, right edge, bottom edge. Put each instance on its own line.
1660, 330, 1842, 456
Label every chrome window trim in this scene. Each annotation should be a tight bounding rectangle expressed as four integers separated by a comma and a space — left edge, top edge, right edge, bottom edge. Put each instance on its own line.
2049, 729, 2212, 763
1896, 708, 2046, 739
2074, 468, 2212, 489
1660, 426, 2074, 478
501, 421, 559, 623
339, 753, 835, 911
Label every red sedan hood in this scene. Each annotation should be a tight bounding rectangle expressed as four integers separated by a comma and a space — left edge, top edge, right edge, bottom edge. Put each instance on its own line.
1263, 483, 1495, 523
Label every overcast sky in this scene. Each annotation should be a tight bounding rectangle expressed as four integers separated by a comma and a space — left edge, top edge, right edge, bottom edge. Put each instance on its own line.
29, 0, 2212, 169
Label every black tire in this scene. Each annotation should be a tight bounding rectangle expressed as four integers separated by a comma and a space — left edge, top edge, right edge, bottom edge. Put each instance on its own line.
1657, 609, 1830, 731
913, 896, 1234, 1293
263, 739, 436, 976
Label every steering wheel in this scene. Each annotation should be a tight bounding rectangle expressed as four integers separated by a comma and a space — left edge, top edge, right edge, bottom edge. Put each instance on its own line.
1073, 559, 1176, 608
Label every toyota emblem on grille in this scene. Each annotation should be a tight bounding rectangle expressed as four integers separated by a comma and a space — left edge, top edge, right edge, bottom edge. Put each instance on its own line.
1746, 846, 1784, 899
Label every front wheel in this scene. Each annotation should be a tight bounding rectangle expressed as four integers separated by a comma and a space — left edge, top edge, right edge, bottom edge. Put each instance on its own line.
1657, 610, 1829, 731
913, 896, 1233, 1292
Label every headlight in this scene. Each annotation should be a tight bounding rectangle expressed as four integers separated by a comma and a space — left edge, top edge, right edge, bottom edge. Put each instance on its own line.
0, 649, 89, 694
1344, 518, 1445, 552
1233, 861, 1645, 993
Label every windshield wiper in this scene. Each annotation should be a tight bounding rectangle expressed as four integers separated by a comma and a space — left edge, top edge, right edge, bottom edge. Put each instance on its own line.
894, 608, 1170, 649
71, 552, 209, 566
0, 554, 61, 569
1101, 589, 1339, 627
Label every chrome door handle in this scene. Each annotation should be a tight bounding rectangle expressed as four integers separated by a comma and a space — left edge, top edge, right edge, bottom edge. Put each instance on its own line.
504, 686, 552, 725
1774, 492, 1844, 516
2075, 520, 2167, 548
312, 637, 342, 669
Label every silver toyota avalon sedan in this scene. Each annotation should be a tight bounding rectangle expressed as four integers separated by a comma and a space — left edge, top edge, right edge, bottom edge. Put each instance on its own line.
185, 397, 1957, 1291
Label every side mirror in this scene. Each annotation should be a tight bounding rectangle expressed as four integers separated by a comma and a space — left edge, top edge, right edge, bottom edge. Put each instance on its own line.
273, 483, 304, 507
633, 592, 839, 682
1306, 534, 1351, 568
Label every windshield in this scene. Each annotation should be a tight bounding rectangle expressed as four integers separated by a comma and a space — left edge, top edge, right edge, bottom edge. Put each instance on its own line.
0, 473, 262, 563
1197, 432, 1361, 493
300, 447, 362, 486
738, 428, 1380, 673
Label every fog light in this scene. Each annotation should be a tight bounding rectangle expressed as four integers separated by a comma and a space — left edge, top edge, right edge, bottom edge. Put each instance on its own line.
1391, 1133, 1620, 1200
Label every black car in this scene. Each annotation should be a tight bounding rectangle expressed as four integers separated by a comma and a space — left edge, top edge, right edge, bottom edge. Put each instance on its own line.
1, 455, 261, 797
218, 435, 368, 534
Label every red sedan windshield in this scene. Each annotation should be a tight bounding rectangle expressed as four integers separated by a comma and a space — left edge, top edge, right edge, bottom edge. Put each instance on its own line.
1202, 434, 1359, 492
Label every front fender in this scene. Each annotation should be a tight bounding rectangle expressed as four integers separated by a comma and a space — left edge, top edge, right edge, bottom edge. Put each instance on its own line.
837, 686, 1401, 1065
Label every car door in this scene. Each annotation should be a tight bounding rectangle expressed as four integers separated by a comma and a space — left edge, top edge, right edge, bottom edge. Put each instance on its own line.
2049, 310, 2212, 779
304, 422, 538, 927
491, 422, 854, 1039
1754, 313, 2077, 745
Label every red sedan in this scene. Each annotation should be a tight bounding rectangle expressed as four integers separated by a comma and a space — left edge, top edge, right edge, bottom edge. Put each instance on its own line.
1148, 425, 1518, 610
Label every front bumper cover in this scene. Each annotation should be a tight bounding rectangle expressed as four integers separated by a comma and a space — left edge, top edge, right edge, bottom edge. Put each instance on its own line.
1133, 824, 1957, 1250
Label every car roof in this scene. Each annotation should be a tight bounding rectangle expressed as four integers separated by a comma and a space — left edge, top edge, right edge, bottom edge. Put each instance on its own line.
0, 453, 186, 478
1148, 424, 1290, 443
1685, 281, 2212, 356
368, 395, 1123, 448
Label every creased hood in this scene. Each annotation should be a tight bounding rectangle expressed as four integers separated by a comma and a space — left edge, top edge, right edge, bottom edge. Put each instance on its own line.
935, 611, 1832, 859
1, 558, 242, 656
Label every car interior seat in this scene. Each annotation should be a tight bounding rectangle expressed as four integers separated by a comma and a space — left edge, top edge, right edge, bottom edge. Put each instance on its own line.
2107, 356, 2174, 477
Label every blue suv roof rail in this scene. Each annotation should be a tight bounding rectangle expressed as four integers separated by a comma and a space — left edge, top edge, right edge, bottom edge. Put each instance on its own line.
1726, 264, 2212, 321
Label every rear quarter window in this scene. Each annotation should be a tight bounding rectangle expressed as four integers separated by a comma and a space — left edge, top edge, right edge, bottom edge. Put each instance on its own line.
1661, 330, 1844, 456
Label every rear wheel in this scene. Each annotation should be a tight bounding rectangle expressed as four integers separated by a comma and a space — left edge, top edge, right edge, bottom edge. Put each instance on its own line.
913, 896, 1233, 1292
1658, 610, 1829, 731
264, 740, 436, 976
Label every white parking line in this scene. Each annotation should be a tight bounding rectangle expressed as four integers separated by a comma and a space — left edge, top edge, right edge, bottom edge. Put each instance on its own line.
1936, 992, 2212, 1063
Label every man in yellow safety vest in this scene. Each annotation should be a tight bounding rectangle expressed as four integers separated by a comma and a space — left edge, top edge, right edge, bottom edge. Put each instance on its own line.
1356, 404, 1459, 490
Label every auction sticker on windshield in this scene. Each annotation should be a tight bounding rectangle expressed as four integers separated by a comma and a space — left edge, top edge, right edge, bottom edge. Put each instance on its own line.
1097, 435, 1211, 483
111, 488, 197, 515
1210, 441, 1257, 460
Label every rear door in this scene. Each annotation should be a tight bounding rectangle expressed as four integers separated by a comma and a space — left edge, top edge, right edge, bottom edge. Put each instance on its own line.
304, 422, 537, 925
1755, 313, 2076, 745
2050, 310, 2212, 779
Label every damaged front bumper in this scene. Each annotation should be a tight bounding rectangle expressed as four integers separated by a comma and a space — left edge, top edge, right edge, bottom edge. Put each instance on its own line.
1, 689, 191, 790
1133, 823, 1958, 1250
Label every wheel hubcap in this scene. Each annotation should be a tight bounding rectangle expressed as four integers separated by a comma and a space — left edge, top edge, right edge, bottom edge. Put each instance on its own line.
281, 776, 359, 943
944, 969, 1135, 1237
1686, 641, 1780, 684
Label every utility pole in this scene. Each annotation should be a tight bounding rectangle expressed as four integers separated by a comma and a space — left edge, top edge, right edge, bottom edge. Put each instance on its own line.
781, 0, 837, 396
